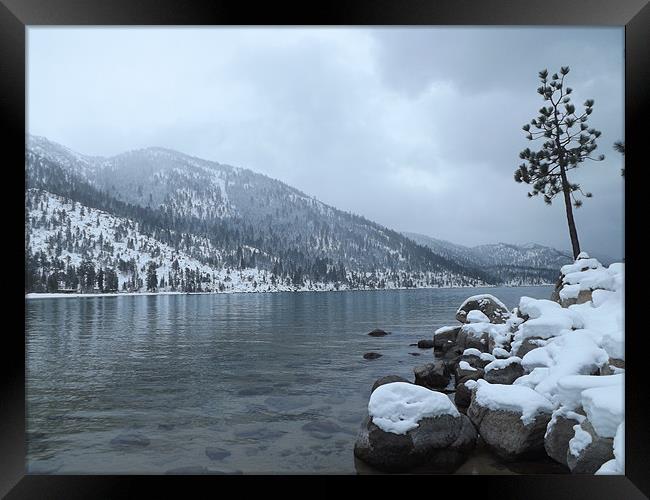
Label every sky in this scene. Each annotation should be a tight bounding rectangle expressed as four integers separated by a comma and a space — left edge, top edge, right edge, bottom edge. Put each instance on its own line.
27, 27, 625, 259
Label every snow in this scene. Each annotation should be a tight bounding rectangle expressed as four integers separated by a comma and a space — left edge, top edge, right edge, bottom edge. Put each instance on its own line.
595, 459, 620, 475
473, 379, 554, 425
435, 325, 459, 335
519, 330, 609, 403
577, 251, 590, 259
595, 422, 624, 475
545, 406, 585, 439
368, 382, 459, 435
492, 347, 510, 358
514, 367, 550, 389
555, 374, 624, 410
463, 348, 483, 357
457, 294, 508, 314
614, 422, 624, 472
559, 283, 581, 301
484, 356, 522, 373
568, 423, 593, 457
458, 361, 477, 371
581, 385, 624, 438
467, 310, 489, 323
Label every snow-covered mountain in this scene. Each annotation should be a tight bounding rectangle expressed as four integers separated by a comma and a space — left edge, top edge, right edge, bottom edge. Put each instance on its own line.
403, 232, 573, 285
26, 136, 495, 294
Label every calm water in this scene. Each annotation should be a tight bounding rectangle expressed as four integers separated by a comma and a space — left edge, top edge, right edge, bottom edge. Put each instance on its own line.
26, 286, 553, 474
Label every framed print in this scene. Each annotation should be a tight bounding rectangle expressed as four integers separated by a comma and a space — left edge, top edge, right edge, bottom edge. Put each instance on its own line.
1, 0, 648, 497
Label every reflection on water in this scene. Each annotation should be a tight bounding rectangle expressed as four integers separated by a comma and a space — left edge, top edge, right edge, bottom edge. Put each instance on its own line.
26, 286, 553, 474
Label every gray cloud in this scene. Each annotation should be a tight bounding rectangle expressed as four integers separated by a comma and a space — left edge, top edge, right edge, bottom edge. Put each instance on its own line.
27, 27, 624, 259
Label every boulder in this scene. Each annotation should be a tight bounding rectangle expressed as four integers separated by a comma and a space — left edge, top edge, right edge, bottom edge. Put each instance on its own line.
484, 358, 524, 385
363, 352, 383, 360
371, 375, 410, 393
454, 377, 480, 409
459, 351, 492, 370
567, 420, 614, 474
544, 409, 585, 467
433, 326, 461, 349
417, 339, 435, 349
513, 337, 546, 358
455, 361, 484, 381
456, 294, 510, 324
353, 383, 474, 472
368, 329, 389, 337
456, 325, 490, 353
560, 289, 593, 308
414, 361, 450, 390
467, 381, 553, 460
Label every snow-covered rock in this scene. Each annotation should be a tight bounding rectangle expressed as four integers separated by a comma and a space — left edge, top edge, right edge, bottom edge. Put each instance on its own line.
567, 420, 614, 474
484, 357, 524, 385
467, 310, 490, 324
413, 361, 450, 390
544, 406, 586, 467
467, 380, 554, 460
581, 385, 624, 439
456, 294, 510, 324
354, 382, 475, 472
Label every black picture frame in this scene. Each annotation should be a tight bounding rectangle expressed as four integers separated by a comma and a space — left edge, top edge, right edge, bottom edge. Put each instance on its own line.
2, 0, 648, 497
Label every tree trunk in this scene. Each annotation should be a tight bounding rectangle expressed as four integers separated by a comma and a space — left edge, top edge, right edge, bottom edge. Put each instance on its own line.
559, 164, 581, 259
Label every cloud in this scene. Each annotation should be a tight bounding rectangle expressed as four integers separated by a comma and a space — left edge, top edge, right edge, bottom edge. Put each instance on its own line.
27, 27, 624, 259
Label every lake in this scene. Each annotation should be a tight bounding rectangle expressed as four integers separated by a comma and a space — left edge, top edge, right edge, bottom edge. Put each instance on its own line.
26, 286, 554, 474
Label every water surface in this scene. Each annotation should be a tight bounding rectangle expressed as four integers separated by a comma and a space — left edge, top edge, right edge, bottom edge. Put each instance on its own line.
26, 286, 553, 474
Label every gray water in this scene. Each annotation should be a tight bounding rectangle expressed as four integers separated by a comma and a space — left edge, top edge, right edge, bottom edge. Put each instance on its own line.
26, 286, 553, 474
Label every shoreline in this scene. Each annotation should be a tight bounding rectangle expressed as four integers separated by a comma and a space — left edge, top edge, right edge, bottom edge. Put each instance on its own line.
25, 283, 554, 300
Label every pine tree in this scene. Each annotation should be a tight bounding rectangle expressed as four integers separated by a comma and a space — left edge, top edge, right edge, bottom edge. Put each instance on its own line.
514, 67, 604, 259
614, 141, 625, 176
146, 261, 158, 291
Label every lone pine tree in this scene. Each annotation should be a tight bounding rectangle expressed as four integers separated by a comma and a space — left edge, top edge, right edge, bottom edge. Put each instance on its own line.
514, 67, 604, 259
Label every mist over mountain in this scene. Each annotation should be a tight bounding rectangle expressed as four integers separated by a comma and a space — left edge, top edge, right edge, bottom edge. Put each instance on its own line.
26, 136, 499, 294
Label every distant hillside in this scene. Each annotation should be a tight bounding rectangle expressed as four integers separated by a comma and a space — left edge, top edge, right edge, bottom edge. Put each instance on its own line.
403, 232, 575, 285
26, 136, 493, 294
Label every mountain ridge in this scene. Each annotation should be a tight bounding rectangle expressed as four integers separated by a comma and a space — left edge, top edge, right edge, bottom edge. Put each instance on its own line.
25, 136, 564, 294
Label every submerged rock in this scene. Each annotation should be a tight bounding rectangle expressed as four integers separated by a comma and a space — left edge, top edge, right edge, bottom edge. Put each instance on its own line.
110, 432, 150, 448
205, 447, 232, 461
363, 352, 383, 360
368, 329, 389, 337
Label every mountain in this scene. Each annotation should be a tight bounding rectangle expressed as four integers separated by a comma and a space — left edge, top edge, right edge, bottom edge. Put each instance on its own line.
403, 232, 573, 285
26, 136, 495, 294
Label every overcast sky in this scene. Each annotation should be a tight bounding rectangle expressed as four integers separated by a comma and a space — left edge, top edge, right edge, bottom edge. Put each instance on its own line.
27, 27, 624, 259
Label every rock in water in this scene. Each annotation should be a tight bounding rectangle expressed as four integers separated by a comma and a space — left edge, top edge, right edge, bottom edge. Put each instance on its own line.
110, 432, 150, 448
371, 375, 410, 393
353, 382, 474, 472
363, 352, 383, 360
368, 329, 389, 337
417, 339, 435, 349
456, 294, 510, 324
413, 361, 450, 390
433, 326, 461, 349
205, 447, 232, 461
467, 380, 553, 460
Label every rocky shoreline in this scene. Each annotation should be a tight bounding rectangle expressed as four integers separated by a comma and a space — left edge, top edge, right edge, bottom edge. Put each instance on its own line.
353, 252, 624, 475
